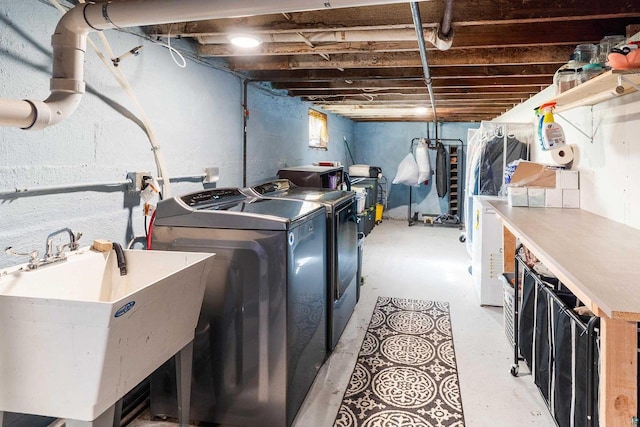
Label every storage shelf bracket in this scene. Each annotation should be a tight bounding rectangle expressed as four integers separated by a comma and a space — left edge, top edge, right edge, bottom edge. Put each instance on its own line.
555, 111, 593, 143
619, 75, 640, 93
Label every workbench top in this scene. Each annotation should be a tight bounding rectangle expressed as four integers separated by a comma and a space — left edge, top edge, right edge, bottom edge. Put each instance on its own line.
488, 201, 640, 321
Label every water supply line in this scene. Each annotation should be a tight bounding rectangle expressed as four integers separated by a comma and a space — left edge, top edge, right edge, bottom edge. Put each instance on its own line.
0, 0, 427, 131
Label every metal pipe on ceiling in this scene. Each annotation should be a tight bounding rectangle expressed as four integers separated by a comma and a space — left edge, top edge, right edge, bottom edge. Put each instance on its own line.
0, 0, 429, 130
410, 1, 438, 130
440, 0, 454, 38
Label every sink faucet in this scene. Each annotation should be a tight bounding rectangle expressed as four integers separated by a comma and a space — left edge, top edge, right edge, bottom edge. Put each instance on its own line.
5, 228, 82, 270
45, 228, 82, 261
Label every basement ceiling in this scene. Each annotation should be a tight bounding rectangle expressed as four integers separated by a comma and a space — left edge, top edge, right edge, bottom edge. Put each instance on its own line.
145, 0, 640, 122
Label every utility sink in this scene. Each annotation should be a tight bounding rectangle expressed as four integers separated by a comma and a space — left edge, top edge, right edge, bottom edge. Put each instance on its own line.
0, 247, 214, 423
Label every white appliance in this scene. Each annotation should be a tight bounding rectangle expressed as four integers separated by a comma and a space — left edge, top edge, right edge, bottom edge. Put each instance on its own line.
471, 196, 505, 306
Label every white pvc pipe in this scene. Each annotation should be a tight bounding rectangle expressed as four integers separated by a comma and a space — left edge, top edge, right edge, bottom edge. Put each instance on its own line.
80, 0, 427, 30
1, 0, 427, 130
0, 99, 37, 128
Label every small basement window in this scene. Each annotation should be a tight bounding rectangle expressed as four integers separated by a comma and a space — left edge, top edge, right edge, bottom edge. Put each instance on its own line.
308, 109, 328, 150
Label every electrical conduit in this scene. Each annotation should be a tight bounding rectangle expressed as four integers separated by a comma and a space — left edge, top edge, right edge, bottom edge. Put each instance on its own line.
410, 2, 438, 132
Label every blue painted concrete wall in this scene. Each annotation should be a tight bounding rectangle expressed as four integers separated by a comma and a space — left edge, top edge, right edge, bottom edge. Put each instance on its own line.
0, 2, 245, 270
245, 85, 354, 185
0, 2, 355, 270
352, 121, 477, 220
0, 2, 474, 273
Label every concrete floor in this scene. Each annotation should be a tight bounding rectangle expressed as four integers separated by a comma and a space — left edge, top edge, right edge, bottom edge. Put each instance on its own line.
132, 219, 554, 427
293, 219, 554, 427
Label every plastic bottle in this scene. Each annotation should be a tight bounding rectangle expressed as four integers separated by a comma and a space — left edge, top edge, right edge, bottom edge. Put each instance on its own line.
536, 102, 566, 150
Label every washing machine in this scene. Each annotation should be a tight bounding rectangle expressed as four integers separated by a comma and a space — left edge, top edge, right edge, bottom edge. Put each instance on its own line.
244, 179, 358, 351
149, 187, 327, 427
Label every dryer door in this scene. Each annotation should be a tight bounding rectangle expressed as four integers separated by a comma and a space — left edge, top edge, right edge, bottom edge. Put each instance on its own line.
335, 200, 358, 300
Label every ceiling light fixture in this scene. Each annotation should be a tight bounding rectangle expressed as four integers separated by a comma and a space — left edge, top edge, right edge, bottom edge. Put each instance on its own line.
228, 34, 262, 48
414, 106, 429, 115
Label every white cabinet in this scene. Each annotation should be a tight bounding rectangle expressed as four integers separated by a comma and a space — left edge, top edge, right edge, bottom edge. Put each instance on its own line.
471, 196, 504, 306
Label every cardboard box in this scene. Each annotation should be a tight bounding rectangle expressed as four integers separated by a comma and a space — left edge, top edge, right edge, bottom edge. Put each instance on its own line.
527, 187, 545, 207
562, 189, 580, 208
559, 170, 579, 189
509, 161, 557, 188
545, 188, 563, 208
508, 186, 528, 207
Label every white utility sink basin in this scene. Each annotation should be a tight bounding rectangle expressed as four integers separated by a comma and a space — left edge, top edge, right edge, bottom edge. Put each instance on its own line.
0, 247, 214, 423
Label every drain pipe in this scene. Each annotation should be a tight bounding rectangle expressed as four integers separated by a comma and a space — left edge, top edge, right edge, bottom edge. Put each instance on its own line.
410, 2, 438, 137
439, 0, 454, 40
0, 0, 429, 130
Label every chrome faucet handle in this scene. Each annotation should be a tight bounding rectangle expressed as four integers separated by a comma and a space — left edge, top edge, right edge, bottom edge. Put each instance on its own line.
56, 243, 70, 258
45, 238, 56, 260
70, 231, 83, 251
5, 246, 39, 263
56, 237, 82, 257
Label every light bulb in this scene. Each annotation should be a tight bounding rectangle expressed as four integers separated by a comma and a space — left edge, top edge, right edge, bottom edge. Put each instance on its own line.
228, 34, 262, 48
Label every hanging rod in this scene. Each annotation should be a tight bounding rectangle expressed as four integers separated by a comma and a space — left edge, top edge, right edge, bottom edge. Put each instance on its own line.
410, 137, 465, 151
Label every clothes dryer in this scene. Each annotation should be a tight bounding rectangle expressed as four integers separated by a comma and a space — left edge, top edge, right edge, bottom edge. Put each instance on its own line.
244, 179, 358, 351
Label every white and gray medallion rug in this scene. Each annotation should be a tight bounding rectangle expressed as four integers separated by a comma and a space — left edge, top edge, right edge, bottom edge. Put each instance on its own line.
334, 297, 465, 427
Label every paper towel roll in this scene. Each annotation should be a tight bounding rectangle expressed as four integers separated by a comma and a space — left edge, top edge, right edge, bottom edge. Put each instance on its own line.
541, 146, 574, 166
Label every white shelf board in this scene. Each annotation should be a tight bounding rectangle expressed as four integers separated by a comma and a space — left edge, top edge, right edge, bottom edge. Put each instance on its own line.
551, 69, 640, 112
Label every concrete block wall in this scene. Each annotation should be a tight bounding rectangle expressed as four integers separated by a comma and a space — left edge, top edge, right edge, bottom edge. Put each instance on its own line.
0, 2, 355, 270
0, 1, 477, 271
352, 121, 477, 220
244, 85, 355, 186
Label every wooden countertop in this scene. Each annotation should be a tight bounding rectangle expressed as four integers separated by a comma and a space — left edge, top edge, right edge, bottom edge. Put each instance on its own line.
488, 201, 640, 321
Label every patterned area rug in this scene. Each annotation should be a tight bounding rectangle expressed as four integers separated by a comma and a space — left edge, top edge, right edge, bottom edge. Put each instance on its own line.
334, 297, 465, 427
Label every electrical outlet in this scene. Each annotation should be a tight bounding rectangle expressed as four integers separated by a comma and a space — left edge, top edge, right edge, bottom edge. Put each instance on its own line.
126, 171, 151, 192
204, 167, 219, 184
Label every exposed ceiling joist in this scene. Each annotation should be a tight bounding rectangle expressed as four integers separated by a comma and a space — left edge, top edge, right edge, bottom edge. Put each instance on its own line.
142, 0, 640, 122
145, 1, 640, 36
229, 46, 573, 70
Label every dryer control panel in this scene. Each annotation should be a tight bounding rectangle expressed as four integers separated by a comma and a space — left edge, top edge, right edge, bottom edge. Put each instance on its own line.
181, 188, 245, 208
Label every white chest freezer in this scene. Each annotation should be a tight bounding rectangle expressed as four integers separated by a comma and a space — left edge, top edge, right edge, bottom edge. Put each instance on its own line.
471, 196, 505, 306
